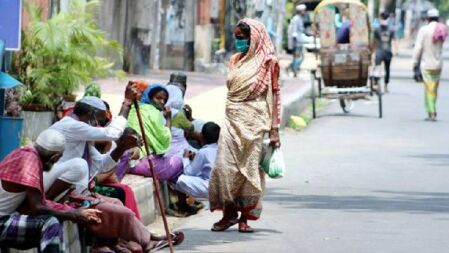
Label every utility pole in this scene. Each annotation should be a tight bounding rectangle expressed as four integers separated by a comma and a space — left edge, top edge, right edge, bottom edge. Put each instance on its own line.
367, 0, 375, 21
184, 0, 195, 71
150, 0, 161, 70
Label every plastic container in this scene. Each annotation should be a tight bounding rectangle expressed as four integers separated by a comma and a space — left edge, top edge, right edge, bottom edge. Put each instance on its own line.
0, 116, 23, 160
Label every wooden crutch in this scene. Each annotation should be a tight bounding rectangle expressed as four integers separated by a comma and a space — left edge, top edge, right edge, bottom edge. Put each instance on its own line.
133, 99, 175, 253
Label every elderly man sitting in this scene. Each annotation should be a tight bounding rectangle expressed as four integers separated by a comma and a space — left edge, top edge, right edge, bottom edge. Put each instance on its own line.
44, 82, 138, 196
42, 82, 185, 252
0, 129, 101, 253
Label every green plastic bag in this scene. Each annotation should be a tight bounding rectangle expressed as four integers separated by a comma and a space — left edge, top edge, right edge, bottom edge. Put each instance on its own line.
260, 147, 285, 179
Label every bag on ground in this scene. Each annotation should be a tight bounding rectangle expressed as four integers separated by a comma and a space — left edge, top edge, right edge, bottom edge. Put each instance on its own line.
260, 147, 285, 178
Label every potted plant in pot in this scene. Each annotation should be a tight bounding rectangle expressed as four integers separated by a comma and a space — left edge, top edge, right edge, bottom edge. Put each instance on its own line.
10, 0, 124, 140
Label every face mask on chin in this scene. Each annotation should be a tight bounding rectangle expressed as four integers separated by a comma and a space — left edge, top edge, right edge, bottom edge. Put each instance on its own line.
235, 39, 249, 53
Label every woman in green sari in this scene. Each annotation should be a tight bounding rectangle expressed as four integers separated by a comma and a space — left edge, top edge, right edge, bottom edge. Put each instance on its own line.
127, 84, 183, 181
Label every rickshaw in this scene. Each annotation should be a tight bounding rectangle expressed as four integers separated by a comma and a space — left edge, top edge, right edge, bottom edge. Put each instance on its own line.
310, 0, 382, 118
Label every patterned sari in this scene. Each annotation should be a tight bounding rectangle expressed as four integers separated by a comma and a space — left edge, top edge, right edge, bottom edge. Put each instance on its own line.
209, 18, 280, 220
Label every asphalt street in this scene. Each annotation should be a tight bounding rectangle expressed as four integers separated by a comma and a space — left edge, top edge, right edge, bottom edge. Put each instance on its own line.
163, 51, 449, 253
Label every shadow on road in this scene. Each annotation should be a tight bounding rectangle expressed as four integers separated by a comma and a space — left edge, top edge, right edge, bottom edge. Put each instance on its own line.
406, 153, 449, 167
264, 188, 449, 214
174, 227, 282, 252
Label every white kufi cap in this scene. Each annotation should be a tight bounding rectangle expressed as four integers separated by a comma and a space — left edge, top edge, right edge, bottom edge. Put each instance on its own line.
296, 4, 306, 11
79, 96, 106, 111
427, 9, 439, 18
36, 129, 66, 152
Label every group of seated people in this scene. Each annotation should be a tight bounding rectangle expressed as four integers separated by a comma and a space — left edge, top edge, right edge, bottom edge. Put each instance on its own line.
0, 72, 219, 253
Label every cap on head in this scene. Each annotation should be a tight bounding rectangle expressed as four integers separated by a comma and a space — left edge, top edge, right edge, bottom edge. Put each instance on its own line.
78, 96, 107, 111
36, 129, 66, 152
296, 4, 306, 11
427, 8, 439, 18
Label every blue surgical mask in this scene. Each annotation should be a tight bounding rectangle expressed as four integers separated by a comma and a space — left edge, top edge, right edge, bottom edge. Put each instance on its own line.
235, 39, 249, 53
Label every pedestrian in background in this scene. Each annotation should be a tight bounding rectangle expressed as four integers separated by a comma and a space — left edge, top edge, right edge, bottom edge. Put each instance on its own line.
209, 18, 281, 233
412, 9, 447, 121
373, 12, 395, 93
287, 4, 307, 77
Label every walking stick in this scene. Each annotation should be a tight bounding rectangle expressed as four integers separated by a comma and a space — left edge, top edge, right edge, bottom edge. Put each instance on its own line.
133, 100, 175, 253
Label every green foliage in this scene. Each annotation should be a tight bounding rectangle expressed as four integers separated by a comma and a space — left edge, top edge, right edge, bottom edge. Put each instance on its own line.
433, 0, 449, 18
11, 0, 123, 110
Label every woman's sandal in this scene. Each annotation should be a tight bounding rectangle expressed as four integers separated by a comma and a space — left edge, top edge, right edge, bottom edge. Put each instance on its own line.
211, 218, 239, 232
238, 222, 254, 233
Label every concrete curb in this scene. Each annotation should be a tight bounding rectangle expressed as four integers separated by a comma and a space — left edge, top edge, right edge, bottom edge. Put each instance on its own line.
280, 74, 312, 129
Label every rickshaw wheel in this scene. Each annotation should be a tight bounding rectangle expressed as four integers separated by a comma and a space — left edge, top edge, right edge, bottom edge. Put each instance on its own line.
339, 98, 354, 113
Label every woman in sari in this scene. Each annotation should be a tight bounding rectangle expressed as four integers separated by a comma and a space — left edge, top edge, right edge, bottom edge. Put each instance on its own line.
127, 84, 183, 181
209, 18, 281, 233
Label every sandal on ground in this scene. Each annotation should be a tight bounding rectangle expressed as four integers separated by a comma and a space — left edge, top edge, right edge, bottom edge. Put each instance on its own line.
147, 240, 169, 253
171, 231, 185, 245
211, 218, 239, 232
238, 222, 254, 233
151, 231, 185, 246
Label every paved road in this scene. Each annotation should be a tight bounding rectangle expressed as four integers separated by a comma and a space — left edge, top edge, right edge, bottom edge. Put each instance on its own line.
162, 52, 449, 253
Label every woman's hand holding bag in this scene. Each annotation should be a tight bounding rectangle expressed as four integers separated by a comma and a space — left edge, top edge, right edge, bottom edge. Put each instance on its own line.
260, 146, 285, 179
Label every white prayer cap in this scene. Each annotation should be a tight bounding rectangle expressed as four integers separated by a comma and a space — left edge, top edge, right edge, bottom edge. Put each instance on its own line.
296, 4, 306, 11
427, 9, 439, 18
36, 129, 66, 152
78, 96, 106, 111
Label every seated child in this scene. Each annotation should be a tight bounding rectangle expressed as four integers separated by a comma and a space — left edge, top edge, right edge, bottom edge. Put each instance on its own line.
175, 122, 220, 199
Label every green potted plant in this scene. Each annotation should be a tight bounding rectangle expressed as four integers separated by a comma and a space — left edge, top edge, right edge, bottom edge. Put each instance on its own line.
10, 0, 124, 140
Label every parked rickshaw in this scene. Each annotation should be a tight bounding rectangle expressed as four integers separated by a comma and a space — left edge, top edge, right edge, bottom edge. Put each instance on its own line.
310, 0, 382, 118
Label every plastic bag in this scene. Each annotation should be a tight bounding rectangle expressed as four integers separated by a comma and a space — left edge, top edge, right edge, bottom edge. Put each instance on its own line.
260, 147, 285, 179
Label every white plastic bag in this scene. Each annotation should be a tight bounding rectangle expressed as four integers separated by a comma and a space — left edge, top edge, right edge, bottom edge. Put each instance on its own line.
260, 147, 285, 179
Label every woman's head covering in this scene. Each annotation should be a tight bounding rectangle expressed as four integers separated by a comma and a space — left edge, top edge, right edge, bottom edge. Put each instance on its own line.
233, 18, 278, 96
235, 18, 276, 64
36, 129, 66, 152
141, 83, 169, 104
134, 80, 150, 101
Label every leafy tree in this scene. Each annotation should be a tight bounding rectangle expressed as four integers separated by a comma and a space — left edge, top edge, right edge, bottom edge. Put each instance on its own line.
11, 0, 123, 110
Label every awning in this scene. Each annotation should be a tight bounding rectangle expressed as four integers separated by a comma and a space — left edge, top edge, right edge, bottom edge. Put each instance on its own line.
0, 72, 21, 89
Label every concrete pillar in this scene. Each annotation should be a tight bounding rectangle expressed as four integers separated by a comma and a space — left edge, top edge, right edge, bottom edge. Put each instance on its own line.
195, 0, 213, 66
404, 9, 412, 39
150, 0, 162, 70
184, 0, 195, 71
367, 0, 375, 20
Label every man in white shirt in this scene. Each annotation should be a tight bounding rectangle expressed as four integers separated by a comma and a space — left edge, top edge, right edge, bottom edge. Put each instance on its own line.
412, 9, 447, 121
288, 4, 307, 77
44, 82, 140, 198
176, 122, 220, 199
